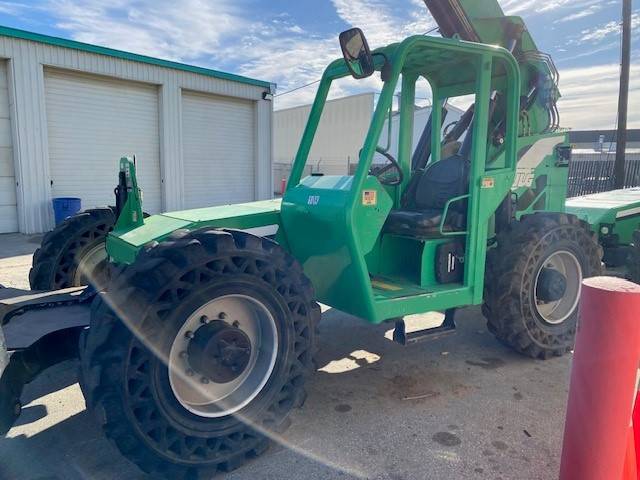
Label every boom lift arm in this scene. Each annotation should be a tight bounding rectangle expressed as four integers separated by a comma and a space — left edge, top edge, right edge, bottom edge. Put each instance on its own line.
423, 0, 561, 136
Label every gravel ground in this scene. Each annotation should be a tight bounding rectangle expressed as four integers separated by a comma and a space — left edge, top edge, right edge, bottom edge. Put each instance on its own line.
0, 233, 570, 479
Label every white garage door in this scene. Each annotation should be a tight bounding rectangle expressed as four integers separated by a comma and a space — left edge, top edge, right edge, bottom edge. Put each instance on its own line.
0, 61, 17, 233
45, 70, 162, 214
182, 91, 255, 208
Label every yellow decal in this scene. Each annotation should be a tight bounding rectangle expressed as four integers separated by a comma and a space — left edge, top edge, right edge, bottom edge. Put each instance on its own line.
481, 177, 495, 189
362, 190, 378, 206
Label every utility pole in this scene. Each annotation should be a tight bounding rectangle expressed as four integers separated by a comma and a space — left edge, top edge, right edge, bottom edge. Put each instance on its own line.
614, 0, 632, 189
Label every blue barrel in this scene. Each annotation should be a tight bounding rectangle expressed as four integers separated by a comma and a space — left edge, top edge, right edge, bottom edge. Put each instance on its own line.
52, 197, 81, 225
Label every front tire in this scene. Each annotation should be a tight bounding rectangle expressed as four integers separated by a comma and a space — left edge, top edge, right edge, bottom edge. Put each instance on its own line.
483, 213, 603, 359
79, 229, 319, 478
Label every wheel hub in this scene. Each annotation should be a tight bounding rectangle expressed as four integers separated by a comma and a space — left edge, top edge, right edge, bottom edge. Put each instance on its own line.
168, 294, 278, 418
534, 250, 583, 325
73, 241, 108, 286
187, 321, 252, 383
536, 267, 567, 302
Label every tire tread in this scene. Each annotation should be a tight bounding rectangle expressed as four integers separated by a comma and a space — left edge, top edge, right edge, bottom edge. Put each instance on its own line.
80, 228, 319, 479
483, 212, 603, 359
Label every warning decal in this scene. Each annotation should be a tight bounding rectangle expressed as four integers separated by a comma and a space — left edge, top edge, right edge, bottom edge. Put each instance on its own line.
362, 190, 377, 206
481, 177, 495, 189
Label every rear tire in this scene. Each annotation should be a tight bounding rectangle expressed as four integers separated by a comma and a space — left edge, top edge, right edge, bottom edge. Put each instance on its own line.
79, 228, 319, 479
29, 208, 116, 290
483, 213, 603, 359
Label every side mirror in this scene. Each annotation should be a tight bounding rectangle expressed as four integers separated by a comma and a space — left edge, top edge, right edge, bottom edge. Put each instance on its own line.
339, 28, 374, 79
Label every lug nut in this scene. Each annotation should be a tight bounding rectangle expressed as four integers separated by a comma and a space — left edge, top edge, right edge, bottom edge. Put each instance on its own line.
201, 377, 210, 384
185, 331, 194, 339
185, 369, 194, 377
232, 320, 240, 328
200, 315, 210, 324
218, 312, 227, 320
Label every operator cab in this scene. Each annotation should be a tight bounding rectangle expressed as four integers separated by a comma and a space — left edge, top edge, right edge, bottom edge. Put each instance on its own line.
339, 28, 483, 239
279, 27, 520, 322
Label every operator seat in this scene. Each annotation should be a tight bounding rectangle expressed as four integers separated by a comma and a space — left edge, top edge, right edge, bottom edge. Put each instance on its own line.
383, 154, 469, 237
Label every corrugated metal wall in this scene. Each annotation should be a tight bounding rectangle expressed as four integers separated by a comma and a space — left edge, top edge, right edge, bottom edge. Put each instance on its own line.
0, 59, 16, 233
0, 34, 273, 233
377, 105, 464, 163
182, 90, 256, 208
45, 69, 163, 213
274, 93, 375, 180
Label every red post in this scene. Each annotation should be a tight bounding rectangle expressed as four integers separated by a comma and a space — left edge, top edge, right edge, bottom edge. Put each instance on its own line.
280, 178, 287, 195
560, 277, 640, 480
631, 390, 640, 480
622, 427, 638, 480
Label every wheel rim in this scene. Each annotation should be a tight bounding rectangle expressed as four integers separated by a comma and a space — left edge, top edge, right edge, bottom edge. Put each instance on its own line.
534, 250, 583, 325
73, 242, 108, 286
168, 294, 278, 418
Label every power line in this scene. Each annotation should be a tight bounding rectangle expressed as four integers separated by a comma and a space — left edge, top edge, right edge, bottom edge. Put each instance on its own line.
274, 79, 321, 97
275, 24, 440, 99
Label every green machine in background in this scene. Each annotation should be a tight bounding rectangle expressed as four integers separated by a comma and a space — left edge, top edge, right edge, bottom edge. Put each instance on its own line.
566, 187, 640, 280
2, 0, 639, 478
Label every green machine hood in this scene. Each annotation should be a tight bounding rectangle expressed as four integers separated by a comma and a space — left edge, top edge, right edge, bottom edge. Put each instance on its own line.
107, 199, 282, 264
566, 188, 640, 244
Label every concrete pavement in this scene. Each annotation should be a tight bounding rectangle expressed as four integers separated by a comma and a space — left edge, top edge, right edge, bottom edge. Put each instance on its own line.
0, 233, 569, 479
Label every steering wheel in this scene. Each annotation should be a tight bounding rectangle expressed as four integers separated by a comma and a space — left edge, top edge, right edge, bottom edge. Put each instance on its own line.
370, 146, 404, 186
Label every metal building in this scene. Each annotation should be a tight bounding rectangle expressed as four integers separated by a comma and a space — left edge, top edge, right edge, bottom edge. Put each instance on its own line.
377, 103, 464, 163
0, 26, 275, 234
568, 129, 640, 151
273, 93, 463, 193
273, 93, 375, 191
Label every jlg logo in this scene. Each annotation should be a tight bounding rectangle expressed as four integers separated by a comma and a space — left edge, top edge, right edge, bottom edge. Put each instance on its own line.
513, 168, 535, 188
307, 195, 320, 206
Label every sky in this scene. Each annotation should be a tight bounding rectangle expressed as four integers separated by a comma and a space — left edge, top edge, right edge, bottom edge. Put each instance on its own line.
0, 0, 637, 130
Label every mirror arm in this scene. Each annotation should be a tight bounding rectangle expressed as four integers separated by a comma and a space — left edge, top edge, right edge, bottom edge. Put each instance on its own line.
372, 52, 392, 81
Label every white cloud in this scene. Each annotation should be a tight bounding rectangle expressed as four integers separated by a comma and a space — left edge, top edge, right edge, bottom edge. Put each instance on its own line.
578, 13, 640, 43
2, 0, 635, 131
331, 0, 434, 46
47, 0, 246, 62
555, 5, 602, 23
499, 0, 609, 16
557, 63, 640, 129
258, 0, 433, 109
499, 0, 542, 15
7, 0, 430, 110
556, 41, 618, 62
0, 1, 39, 16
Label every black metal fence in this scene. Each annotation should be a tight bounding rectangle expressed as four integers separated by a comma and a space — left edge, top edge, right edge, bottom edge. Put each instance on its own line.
567, 153, 640, 198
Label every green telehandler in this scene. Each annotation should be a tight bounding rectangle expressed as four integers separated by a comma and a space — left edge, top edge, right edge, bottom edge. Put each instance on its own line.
2, 0, 640, 477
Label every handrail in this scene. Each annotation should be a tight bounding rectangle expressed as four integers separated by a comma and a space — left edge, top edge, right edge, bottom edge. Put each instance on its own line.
439, 194, 470, 236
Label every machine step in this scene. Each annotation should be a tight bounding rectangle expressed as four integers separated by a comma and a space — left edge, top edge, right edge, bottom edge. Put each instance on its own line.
392, 309, 456, 345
